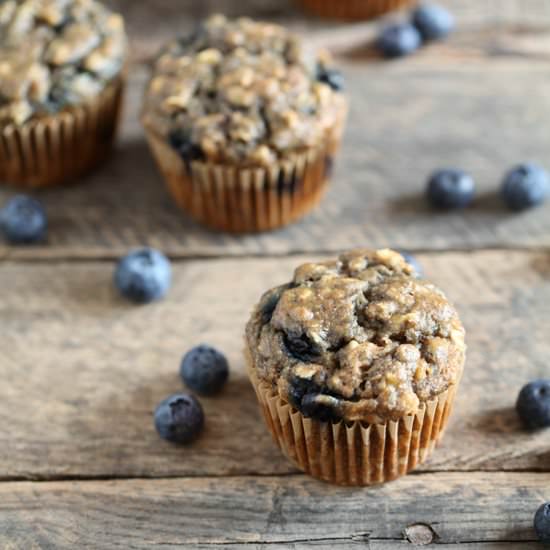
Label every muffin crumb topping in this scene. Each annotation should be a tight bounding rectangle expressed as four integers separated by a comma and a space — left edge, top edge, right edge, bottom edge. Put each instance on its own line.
0, 0, 126, 125
142, 14, 347, 166
246, 249, 466, 422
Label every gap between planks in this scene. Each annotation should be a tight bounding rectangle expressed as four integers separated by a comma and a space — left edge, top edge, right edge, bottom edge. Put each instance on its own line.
2, 245, 550, 264
0, 467, 549, 484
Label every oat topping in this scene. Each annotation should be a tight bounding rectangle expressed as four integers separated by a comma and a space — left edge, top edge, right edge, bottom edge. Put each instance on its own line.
141, 15, 347, 166
0, 0, 126, 125
246, 249, 466, 422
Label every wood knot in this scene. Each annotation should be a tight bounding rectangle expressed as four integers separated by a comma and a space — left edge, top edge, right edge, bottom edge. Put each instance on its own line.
404, 523, 438, 546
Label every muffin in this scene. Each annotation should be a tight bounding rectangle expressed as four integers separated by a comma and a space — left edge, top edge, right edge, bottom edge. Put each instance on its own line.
141, 15, 348, 233
245, 248, 466, 485
0, 0, 127, 188
297, 0, 416, 20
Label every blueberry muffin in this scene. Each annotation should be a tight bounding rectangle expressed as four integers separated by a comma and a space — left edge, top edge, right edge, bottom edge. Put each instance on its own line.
297, 0, 416, 21
141, 14, 347, 233
0, 0, 127, 188
246, 248, 466, 485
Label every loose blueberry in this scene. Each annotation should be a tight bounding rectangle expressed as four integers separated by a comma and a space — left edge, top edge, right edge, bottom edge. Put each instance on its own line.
501, 163, 549, 211
399, 251, 423, 277
412, 4, 455, 41
535, 502, 550, 543
154, 393, 204, 444
427, 168, 475, 209
376, 23, 422, 58
516, 380, 550, 430
0, 195, 47, 244
180, 344, 229, 396
169, 129, 205, 164
317, 66, 344, 91
114, 248, 172, 304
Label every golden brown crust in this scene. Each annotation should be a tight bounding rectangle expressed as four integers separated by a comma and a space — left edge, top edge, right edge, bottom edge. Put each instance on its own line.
245, 249, 466, 423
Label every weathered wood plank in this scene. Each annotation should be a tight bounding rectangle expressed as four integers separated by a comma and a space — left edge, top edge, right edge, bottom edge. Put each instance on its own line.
2, 48, 550, 259
0, 473, 546, 548
110, 0, 550, 58
2, 0, 550, 258
112, 0, 550, 66
1, 250, 550, 479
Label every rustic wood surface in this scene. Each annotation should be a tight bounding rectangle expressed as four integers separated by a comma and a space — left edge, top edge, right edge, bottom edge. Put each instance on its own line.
1, 1, 550, 258
1, 473, 548, 548
2, 250, 550, 480
2, 1, 550, 548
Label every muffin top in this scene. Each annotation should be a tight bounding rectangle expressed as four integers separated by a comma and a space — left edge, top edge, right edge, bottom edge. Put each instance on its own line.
0, 0, 126, 126
141, 14, 347, 166
246, 249, 466, 423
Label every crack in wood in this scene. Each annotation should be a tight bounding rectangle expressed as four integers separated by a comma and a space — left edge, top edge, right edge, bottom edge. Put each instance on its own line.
141, 537, 542, 546
1, 245, 550, 265
0, 473, 546, 547
1, 467, 550, 484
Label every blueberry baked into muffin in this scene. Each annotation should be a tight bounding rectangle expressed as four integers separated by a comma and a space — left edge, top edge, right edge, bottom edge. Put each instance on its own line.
141, 14, 347, 233
0, 0, 126, 188
246, 248, 466, 485
296, 0, 415, 21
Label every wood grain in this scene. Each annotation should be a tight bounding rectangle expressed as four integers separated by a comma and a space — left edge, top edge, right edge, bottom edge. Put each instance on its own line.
2, 12, 550, 258
0, 472, 546, 548
110, 0, 550, 62
2, 4, 549, 547
1, 250, 550, 479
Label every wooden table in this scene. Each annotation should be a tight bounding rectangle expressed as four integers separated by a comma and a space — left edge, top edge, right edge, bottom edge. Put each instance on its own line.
2, 1, 550, 547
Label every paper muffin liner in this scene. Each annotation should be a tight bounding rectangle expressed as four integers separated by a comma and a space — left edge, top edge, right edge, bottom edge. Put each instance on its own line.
297, 0, 415, 20
248, 361, 457, 486
144, 124, 344, 234
0, 77, 124, 189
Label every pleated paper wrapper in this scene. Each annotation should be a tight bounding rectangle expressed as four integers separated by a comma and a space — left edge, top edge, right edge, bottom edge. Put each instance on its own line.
248, 364, 457, 486
144, 126, 344, 234
0, 77, 124, 189
297, 0, 415, 20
